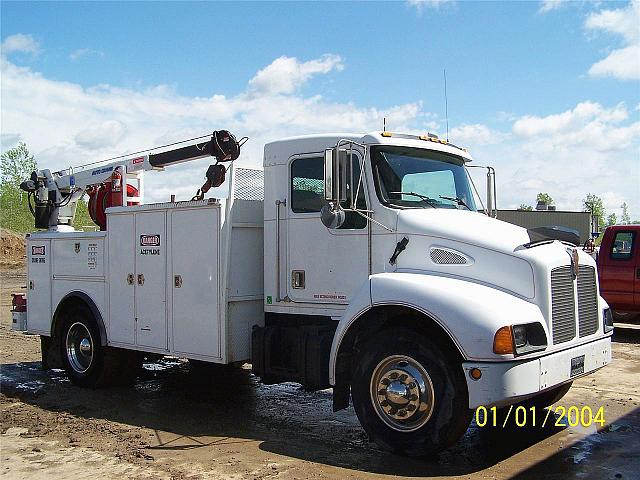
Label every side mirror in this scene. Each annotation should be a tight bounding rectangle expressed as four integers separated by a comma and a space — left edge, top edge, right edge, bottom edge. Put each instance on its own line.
320, 202, 345, 229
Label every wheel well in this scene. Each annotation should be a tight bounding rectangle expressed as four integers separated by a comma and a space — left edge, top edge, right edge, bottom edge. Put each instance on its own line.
51, 293, 107, 346
334, 305, 464, 392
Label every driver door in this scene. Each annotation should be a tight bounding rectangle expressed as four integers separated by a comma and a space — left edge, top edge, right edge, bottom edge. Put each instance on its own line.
286, 153, 368, 305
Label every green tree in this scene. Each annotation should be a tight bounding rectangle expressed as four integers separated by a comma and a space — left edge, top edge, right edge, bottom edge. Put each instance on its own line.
1, 142, 36, 188
606, 213, 617, 226
536, 192, 554, 206
583, 193, 606, 236
621, 202, 631, 224
518, 204, 533, 211
0, 143, 38, 232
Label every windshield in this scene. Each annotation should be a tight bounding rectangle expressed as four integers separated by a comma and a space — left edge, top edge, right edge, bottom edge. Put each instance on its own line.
371, 145, 477, 211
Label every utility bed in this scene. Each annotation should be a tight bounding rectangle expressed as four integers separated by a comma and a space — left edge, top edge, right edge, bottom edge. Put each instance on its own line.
25, 168, 265, 364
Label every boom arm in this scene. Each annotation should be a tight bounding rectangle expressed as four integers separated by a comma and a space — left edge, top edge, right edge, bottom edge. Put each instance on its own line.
20, 130, 245, 230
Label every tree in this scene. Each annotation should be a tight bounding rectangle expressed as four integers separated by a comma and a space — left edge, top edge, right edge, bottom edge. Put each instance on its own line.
1, 143, 38, 232
606, 213, 617, 226
536, 193, 554, 206
1, 142, 36, 190
518, 204, 533, 211
583, 193, 606, 234
621, 202, 631, 224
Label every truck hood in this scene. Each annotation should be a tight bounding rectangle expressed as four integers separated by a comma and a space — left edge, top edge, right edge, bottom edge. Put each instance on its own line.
396, 209, 531, 254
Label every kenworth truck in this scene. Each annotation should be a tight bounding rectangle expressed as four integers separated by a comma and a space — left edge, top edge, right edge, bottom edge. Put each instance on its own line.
11, 129, 613, 455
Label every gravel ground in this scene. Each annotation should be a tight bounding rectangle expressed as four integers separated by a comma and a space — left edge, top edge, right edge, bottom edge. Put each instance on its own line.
1, 268, 639, 480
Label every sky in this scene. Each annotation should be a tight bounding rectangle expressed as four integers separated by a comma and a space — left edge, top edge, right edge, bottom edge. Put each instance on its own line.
1, 0, 639, 219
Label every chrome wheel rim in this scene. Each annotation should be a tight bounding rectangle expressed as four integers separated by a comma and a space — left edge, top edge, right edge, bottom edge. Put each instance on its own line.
66, 322, 94, 374
370, 355, 435, 432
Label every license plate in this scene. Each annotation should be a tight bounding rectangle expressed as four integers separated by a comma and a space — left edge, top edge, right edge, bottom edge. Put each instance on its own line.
570, 355, 585, 377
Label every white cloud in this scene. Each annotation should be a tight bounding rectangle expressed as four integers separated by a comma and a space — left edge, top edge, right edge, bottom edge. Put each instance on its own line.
75, 120, 127, 149
449, 124, 507, 145
585, 0, 640, 80
458, 102, 639, 218
406, 0, 454, 13
538, 0, 566, 14
70, 48, 104, 61
1, 33, 39, 56
248, 54, 344, 95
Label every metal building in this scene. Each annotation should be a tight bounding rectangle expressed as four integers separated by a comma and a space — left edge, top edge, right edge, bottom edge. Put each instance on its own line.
497, 210, 593, 244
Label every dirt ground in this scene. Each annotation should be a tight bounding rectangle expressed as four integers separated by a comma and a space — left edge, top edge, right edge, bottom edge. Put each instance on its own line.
1, 268, 639, 480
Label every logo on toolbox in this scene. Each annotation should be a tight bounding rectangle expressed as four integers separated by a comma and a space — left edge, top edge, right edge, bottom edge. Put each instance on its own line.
140, 234, 160, 247
32, 245, 45, 255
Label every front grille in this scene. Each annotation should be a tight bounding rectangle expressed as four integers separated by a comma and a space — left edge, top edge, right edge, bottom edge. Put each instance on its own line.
577, 266, 598, 337
551, 266, 576, 344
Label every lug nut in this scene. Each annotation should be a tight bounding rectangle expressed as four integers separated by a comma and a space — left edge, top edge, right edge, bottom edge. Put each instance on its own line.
409, 394, 418, 401
378, 389, 386, 396
397, 410, 407, 417
389, 372, 398, 380
399, 374, 408, 382
407, 404, 416, 412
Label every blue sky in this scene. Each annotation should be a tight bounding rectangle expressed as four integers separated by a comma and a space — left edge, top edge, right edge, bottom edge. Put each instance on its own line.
1, 1, 639, 218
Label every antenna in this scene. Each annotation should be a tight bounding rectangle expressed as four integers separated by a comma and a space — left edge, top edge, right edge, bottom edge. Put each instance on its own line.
383, 117, 386, 132
443, 69, 449, 142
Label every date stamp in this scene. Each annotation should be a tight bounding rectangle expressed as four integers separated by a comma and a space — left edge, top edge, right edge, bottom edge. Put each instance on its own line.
476, 405, 606, 428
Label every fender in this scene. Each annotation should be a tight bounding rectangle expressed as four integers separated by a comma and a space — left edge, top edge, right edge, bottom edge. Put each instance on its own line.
51, 291, 108, 346
329, 272, 547, 385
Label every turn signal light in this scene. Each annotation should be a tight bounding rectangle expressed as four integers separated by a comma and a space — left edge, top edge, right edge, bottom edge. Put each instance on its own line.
493, 326, 514, 354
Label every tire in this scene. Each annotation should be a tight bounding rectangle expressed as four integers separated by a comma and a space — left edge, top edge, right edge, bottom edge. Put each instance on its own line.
351, 327, 471, 456
59, 303, 120, 387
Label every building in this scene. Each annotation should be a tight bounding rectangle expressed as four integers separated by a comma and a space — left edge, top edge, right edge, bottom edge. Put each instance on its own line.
497, 209, 593, 244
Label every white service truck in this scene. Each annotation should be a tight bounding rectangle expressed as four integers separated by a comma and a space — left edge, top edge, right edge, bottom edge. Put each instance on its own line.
11, 129, 613, 455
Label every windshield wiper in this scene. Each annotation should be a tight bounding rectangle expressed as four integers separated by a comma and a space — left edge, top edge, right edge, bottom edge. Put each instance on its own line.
439, 195, 471, 210
388, 191, 437, 208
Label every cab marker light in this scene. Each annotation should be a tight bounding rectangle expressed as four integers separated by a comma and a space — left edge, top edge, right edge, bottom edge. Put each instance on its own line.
493, 326, 514, 354
469, 368, 482, 380
381, 131, 393, 137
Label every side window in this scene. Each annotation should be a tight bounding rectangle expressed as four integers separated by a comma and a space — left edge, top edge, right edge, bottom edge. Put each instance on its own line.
610, 231, 634, 260
290, 155, 367, 229
291, 157, 324, 213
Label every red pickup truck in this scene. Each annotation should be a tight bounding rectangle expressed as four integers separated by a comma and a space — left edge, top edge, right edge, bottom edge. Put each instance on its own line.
597, 225, 640, 320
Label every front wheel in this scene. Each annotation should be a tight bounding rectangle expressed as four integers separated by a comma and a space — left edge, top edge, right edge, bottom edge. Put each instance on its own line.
351, 328, 471, 456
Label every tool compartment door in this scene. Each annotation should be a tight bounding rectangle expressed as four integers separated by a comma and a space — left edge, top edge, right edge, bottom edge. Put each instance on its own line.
108, 214, 135, 345
171, 207, 221, 359
135, 211, 168, 349
26, 239, 51, 334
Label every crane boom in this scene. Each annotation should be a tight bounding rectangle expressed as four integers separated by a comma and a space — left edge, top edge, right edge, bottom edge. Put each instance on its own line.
20, 130, 244, 230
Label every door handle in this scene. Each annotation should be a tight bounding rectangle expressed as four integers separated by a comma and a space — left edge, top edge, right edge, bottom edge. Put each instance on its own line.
137, 274, 145, 286
127, 274, 134, 285
174, 275, 182, 288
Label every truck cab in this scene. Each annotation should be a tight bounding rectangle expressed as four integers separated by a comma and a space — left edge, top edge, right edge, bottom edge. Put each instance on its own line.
597, 224, 640, 319
256, 131, 613, 454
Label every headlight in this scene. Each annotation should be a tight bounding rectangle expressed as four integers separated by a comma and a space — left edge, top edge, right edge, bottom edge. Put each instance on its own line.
493, 323, 547, 355
603, 308, 614, 333
511, 323, 547, 355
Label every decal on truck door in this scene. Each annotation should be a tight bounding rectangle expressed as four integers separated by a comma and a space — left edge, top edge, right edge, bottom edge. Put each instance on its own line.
31, 245, 46, 263
140, 234, 161, 255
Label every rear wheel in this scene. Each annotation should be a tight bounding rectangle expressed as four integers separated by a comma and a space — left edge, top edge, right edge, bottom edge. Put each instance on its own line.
59, 304, 120, 387
351, 328, 471, 456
